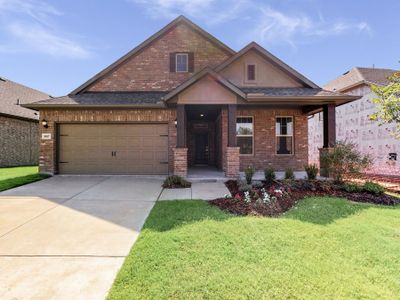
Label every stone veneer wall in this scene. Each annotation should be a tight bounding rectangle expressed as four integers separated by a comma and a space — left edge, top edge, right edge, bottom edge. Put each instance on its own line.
38, 108, 176, 174
0, 115, 39, 167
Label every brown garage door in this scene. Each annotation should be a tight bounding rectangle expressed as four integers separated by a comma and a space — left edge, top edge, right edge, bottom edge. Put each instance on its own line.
58, 124, 169, 174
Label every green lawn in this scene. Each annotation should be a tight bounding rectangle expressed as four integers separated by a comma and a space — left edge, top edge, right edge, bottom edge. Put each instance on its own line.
108, 197, 400, 300
0, 166, 49, 192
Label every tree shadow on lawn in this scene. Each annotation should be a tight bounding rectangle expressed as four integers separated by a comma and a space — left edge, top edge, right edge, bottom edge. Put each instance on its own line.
147, 197, 396, 231
282, 196, 386, 225
145, 200, 234, 232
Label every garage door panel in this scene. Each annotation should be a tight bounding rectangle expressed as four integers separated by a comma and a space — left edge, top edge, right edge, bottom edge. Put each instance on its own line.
59, 124, 169, 175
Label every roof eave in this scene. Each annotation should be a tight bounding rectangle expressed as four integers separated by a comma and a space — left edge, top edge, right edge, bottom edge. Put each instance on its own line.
0, 111, 39, 121
21, 103, 167, 110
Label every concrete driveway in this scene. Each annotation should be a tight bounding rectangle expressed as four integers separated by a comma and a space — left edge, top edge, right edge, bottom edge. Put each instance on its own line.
0, 176, 163, 300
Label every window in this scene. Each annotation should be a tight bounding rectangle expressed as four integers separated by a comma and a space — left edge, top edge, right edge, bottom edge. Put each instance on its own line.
247, 64, 256, 81
176, 53, 188, 72
236, 117, 253, 155
276, 117, 293, 155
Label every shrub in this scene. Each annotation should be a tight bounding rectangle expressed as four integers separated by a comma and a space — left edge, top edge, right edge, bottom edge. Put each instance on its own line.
363, 181, 385, 195
238, 179, 252, 192
264, 167, 276, 184
244, 165, 255, 184
342, 183, 363, 193
321, 141, 372, 183
285, 167, 295, 180
252, 181, 264, 189
162, 175, 191, 188
304, 164, 318, 180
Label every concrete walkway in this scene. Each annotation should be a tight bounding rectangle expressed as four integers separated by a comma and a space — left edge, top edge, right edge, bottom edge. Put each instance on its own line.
0, 176, 163, 300
158, 181, 230, 200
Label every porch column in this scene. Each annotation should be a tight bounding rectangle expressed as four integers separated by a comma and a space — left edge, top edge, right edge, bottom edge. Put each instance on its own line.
225, 104, 240, 178
320, 104, 336, 177
227, 104, 237, 147
176, 104, 186, 148
174, 104, 188, 177
323, 104, 336, 147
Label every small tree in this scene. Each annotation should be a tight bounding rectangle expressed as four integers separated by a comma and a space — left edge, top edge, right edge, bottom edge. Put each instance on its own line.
370, 72, 400, 139
321, 141, 372, 183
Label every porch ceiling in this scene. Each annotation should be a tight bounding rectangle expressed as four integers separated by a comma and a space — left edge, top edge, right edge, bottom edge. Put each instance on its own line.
185, 105, 221, 121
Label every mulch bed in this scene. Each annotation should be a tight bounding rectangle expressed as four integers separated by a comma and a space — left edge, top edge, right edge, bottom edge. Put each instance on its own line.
209, 180, 400, 217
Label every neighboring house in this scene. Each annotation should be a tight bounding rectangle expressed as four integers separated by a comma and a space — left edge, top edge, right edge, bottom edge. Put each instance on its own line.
24, 16, 357, 177
0, 77, 50, 167
309, 67, 400, 176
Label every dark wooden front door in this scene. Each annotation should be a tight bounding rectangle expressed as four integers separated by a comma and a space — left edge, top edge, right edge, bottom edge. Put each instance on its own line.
195, 133, 208, 165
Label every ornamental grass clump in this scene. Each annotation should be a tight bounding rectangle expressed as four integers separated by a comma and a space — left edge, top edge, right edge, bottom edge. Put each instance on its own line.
304, 164, 318, 180
285, 167, 295, 180
244, 165, 256, 184
264, 167, 276, 185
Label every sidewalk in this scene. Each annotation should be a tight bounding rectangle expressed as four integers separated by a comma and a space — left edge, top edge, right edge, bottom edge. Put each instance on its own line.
158, 181, 230, 201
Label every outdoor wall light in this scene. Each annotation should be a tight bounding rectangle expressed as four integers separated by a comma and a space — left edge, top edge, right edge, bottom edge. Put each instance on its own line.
174, 119, 177, 127
41, 119, 49, 128
200, 114, 204, 117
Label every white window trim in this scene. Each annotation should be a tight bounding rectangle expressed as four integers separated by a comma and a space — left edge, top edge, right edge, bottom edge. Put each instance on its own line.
245, 63, 257, 83
275, 116, 294, 156
236, 116, 254, 156
176, 53, 188, 73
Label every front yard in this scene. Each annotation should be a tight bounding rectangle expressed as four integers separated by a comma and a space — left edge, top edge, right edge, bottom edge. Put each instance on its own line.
108, 197, 400, 299
0, 166, 49, 192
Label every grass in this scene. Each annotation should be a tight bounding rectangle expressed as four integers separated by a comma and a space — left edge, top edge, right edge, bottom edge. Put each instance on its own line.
0, 166, 49, 192
108, 197, 400, 300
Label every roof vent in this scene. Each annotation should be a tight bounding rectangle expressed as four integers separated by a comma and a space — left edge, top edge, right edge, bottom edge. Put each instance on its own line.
16, 99, 20, 105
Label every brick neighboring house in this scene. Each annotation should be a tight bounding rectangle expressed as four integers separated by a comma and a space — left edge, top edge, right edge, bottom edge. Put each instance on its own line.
24, 16, 358, 177
309, 67, 400, 176
0, 77, 50, 167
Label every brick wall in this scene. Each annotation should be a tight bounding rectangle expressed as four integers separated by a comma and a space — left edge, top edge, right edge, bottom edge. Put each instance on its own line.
38, 108, 176, 174
0, 115, 38, 167
237, 108, 308, 171
87, 22, 231, 92
173, 148, 188, 177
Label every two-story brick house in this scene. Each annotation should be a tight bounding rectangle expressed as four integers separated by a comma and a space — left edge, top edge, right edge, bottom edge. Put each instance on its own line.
24, 16, 358, 177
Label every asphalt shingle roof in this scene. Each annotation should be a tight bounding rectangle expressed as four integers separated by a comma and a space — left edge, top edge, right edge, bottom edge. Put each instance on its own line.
0, 77, 50, 120
240, 87, 345, 97
324, 67, 398, 92
28, 92, 168, 107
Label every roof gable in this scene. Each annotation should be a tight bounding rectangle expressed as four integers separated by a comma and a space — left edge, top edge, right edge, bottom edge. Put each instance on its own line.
163, 68, 245, 102
215, 42, 319, 89
324, 67, 397, 92
70, 16, 235, 95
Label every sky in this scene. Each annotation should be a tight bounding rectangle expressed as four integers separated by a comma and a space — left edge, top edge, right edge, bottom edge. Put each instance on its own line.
0, 0, 399, 96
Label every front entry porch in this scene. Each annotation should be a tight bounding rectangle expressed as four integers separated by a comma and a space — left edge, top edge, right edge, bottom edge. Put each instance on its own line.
173, 104, 240, 178
172, 103, 337, 179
